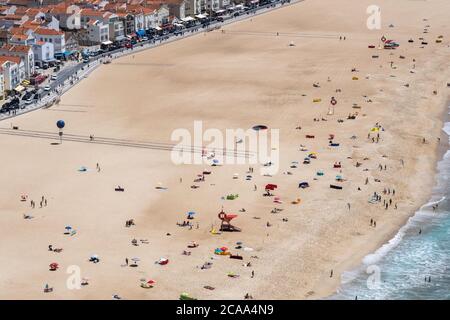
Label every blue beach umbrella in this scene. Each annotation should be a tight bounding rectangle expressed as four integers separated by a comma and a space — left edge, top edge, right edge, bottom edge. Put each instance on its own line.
56, 120, 65, 129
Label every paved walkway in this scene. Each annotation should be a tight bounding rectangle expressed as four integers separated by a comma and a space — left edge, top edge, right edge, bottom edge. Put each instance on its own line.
0, 0, 301, 122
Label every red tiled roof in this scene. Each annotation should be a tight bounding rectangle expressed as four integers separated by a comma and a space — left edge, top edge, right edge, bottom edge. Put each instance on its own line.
0, 55, 21, 65
34, 27, 63, 36
1, 43, 32, 53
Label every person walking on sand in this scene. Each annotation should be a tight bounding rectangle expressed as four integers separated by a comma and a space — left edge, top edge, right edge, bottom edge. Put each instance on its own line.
125, 258, 128, 266
251, 270, 255, 278
347, 203, 351, 210
330, 270, 333, 278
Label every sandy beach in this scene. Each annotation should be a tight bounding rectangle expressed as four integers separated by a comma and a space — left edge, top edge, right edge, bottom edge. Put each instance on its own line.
0, 0, 449, 300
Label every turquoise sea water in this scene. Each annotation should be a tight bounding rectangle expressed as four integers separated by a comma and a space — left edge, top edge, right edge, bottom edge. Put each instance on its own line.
332, 107, 450, 300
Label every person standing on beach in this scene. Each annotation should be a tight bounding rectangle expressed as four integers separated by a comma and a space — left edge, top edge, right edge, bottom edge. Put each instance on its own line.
330, 270, 333, 278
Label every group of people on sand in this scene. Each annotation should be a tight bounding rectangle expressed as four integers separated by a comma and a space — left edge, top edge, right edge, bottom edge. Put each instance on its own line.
30, 196, 48, 209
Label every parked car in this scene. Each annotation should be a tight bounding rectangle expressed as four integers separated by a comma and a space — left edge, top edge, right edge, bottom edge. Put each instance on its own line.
51, 75, 57, 81
44, 85, 51, 91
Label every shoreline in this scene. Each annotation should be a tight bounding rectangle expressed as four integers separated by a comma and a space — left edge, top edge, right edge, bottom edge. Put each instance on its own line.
314, 97, 450, 300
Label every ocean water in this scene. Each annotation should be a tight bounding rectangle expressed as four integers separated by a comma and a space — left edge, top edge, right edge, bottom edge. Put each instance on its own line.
332, 107, 450, 300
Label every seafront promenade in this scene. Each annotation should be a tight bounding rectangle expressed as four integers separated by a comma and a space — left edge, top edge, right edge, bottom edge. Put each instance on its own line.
0, 0, 301, 122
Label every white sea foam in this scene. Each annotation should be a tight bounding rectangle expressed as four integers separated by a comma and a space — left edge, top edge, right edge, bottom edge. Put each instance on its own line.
341, 106, 450, 285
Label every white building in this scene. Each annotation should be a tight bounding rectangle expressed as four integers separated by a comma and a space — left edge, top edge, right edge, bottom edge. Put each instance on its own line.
0, 57, 21, 91
33, 27, 65, 54
32, 41, 54, 66
0, 44, 34, 78
86, 20, 109, 44
104, 13, 125, 42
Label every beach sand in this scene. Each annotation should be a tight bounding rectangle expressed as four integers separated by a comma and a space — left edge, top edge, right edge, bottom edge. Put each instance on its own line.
0, 0, 449, 299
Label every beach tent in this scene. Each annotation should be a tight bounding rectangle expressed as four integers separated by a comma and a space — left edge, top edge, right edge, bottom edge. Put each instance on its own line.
180, 292, 197, 300
265, 184, 277, 191
49, 263, 59, 271
187, 211, 196, 218
299, 182, 310, 189
157, 258, 169, 265
252, 125, 268, 131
